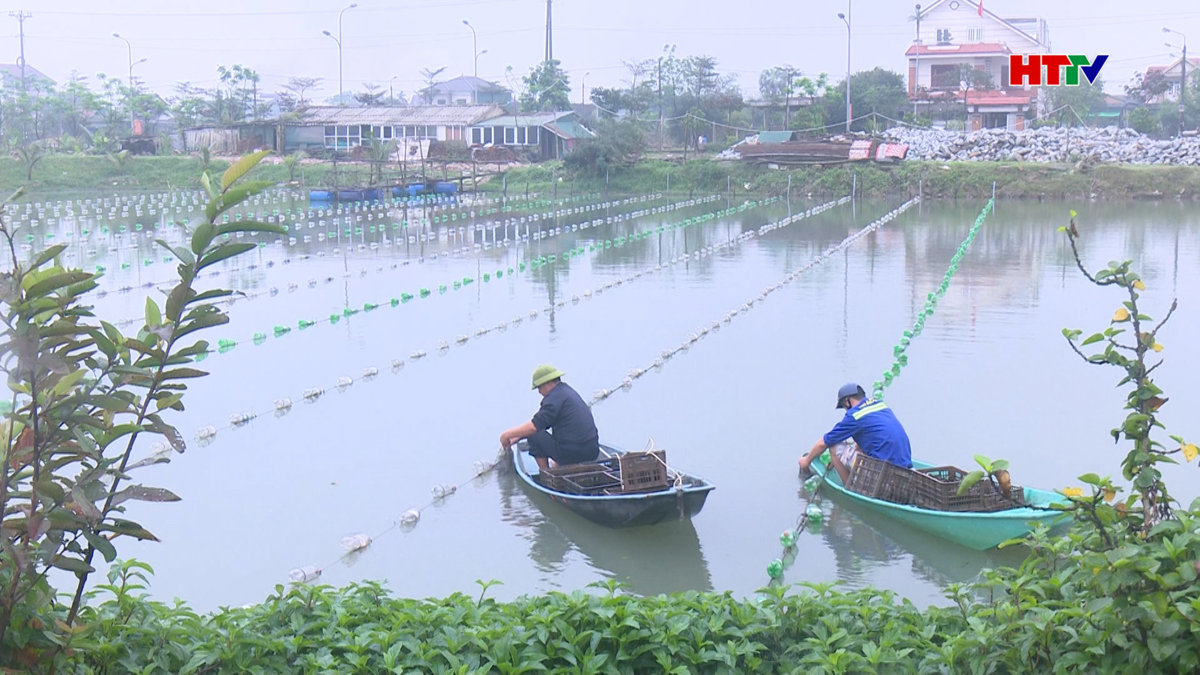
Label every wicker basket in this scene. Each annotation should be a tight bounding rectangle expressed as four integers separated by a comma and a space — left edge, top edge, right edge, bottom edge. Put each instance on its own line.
912, 466, 1025, 512
845, 454, 917, 505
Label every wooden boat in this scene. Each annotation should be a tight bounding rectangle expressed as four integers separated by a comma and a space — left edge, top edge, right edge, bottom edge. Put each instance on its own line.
511, 444, 714, 528
809, 455, 1069, 550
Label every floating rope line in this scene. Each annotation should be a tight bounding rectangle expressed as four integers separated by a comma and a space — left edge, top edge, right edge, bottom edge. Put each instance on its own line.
585, 197, 918, 407
765, 196, 985, 588
180, 196, 850, 444
871, 198, 993, 400
74, 192, 676, 304
286, 456, 502, 586
766, 464, 832, 587
183, 195, 752, 358
105, 194, 714, 330
277, 197, 889, 592
4, 187, 610, 242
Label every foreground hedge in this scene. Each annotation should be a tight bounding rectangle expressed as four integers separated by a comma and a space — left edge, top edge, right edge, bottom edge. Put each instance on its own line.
54, 513, 1200, 675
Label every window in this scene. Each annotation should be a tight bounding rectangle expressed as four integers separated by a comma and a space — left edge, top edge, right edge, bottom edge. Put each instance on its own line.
936, 28, 953, 44
527, 127, 539, 145
405, 125, 417, 138
482, 127, 493, 144
930, 64, 960, 90
967, 27, 983, 42
504, 127, 516, 144
323, 124, 363, 149
472, 127, 483, 144
516, 127, 526, 144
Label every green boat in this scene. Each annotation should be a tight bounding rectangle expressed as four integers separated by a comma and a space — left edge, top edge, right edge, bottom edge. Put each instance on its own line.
809, 454, 1071, 550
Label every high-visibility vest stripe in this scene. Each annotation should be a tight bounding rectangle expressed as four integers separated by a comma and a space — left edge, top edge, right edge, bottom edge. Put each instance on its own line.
852, 401, 889, 420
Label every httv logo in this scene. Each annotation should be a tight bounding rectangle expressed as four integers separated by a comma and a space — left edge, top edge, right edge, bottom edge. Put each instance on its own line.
1007, 54, 1109, 86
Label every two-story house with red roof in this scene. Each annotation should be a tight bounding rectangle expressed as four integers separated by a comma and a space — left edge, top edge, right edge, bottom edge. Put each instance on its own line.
906, 0, 1050, 130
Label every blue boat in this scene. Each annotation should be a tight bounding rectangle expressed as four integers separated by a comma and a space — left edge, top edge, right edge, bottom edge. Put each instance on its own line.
511, 444, 715, 528
809, 454, 1070, 550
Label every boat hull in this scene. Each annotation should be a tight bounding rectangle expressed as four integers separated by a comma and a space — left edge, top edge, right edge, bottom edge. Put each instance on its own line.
511, 445, 714, 528
811, 456, 1069, 550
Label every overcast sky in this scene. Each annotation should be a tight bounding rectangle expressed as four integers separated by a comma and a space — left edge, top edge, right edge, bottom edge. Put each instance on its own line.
4, 1, 1198, 104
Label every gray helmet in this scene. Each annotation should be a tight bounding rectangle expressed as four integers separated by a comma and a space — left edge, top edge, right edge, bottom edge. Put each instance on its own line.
835, 383, 865, 408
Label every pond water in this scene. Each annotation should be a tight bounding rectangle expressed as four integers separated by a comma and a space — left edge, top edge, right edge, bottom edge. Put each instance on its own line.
13, 188, 1200, 612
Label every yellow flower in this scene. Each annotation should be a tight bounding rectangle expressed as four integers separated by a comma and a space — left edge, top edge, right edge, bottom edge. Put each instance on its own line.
1113, 308, 1130, 322
1133, 280, 1145, 290
1152, 342, 1163, 353
1061, 487, 1084, 497
1103, 488, 1116, 502
1183, 443, 1199, 463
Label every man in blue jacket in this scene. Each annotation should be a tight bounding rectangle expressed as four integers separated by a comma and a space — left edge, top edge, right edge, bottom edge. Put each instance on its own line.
500, 364, 600, 471
798, 382, 912, 483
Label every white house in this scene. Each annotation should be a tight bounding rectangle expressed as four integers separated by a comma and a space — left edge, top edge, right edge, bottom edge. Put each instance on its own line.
906, 0, 1051, 129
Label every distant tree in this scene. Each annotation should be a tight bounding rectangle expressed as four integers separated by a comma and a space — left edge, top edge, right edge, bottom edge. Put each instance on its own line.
520, 60, 570, 112
564, 118, 645, 177
589, 86, 627, 118
622, 58, 655, 114
15, 142, 45, 181
282, 76, 322, 107
1045, 76, 1106, 126
822, 68, 908, 131
418, 67, 447, 104
760, 65, 798, 129
1128, 106, 1159, 135
355, 83, 385, 106
1124, 70, 1171, 106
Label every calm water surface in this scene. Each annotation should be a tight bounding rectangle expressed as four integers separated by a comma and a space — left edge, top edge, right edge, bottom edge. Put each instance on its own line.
19, 190, 1200, 611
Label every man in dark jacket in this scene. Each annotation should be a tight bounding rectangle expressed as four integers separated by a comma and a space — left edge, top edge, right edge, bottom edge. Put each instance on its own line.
500, 364, 600, 471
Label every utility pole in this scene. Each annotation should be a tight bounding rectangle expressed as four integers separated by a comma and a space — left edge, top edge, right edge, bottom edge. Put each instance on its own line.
1165, 27, 1188, 136
914, 4, 922, 118
10, 11, 31, 93
1176, 41, 1185, 133
544, 0, 553, 63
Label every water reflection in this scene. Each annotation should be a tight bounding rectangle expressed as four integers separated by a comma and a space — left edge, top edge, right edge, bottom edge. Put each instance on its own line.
496, 464, 714, 595
813, 486, 1027, 590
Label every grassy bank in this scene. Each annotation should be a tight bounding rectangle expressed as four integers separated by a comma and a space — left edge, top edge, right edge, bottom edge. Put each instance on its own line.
9, 153, 1200, 202
493, 158, 1200, 201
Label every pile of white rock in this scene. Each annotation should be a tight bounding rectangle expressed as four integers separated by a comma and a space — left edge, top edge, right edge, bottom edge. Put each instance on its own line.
880, 125, 1200, 165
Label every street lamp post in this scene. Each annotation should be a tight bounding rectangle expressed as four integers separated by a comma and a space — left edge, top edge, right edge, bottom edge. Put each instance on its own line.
324, 3, 357, 105
838, 3, 851, 134
112, 33, 145, 135
1164, 27, 1188, 135
462, 20, 478, 78
581, 72, 589, 105
322, 31, 341, 102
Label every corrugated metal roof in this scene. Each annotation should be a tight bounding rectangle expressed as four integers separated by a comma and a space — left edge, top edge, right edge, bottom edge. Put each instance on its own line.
299, 105, 504, 126
473, 111, 573, 127
544, 119, 595, 140
757, 131, 795, 144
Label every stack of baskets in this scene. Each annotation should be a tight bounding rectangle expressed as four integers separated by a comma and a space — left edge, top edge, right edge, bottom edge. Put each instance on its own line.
539, 450, 669, 496
846, 454, 1024, 512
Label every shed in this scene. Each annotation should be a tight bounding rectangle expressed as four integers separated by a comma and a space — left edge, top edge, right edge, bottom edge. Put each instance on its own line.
470, 111, 595, 160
